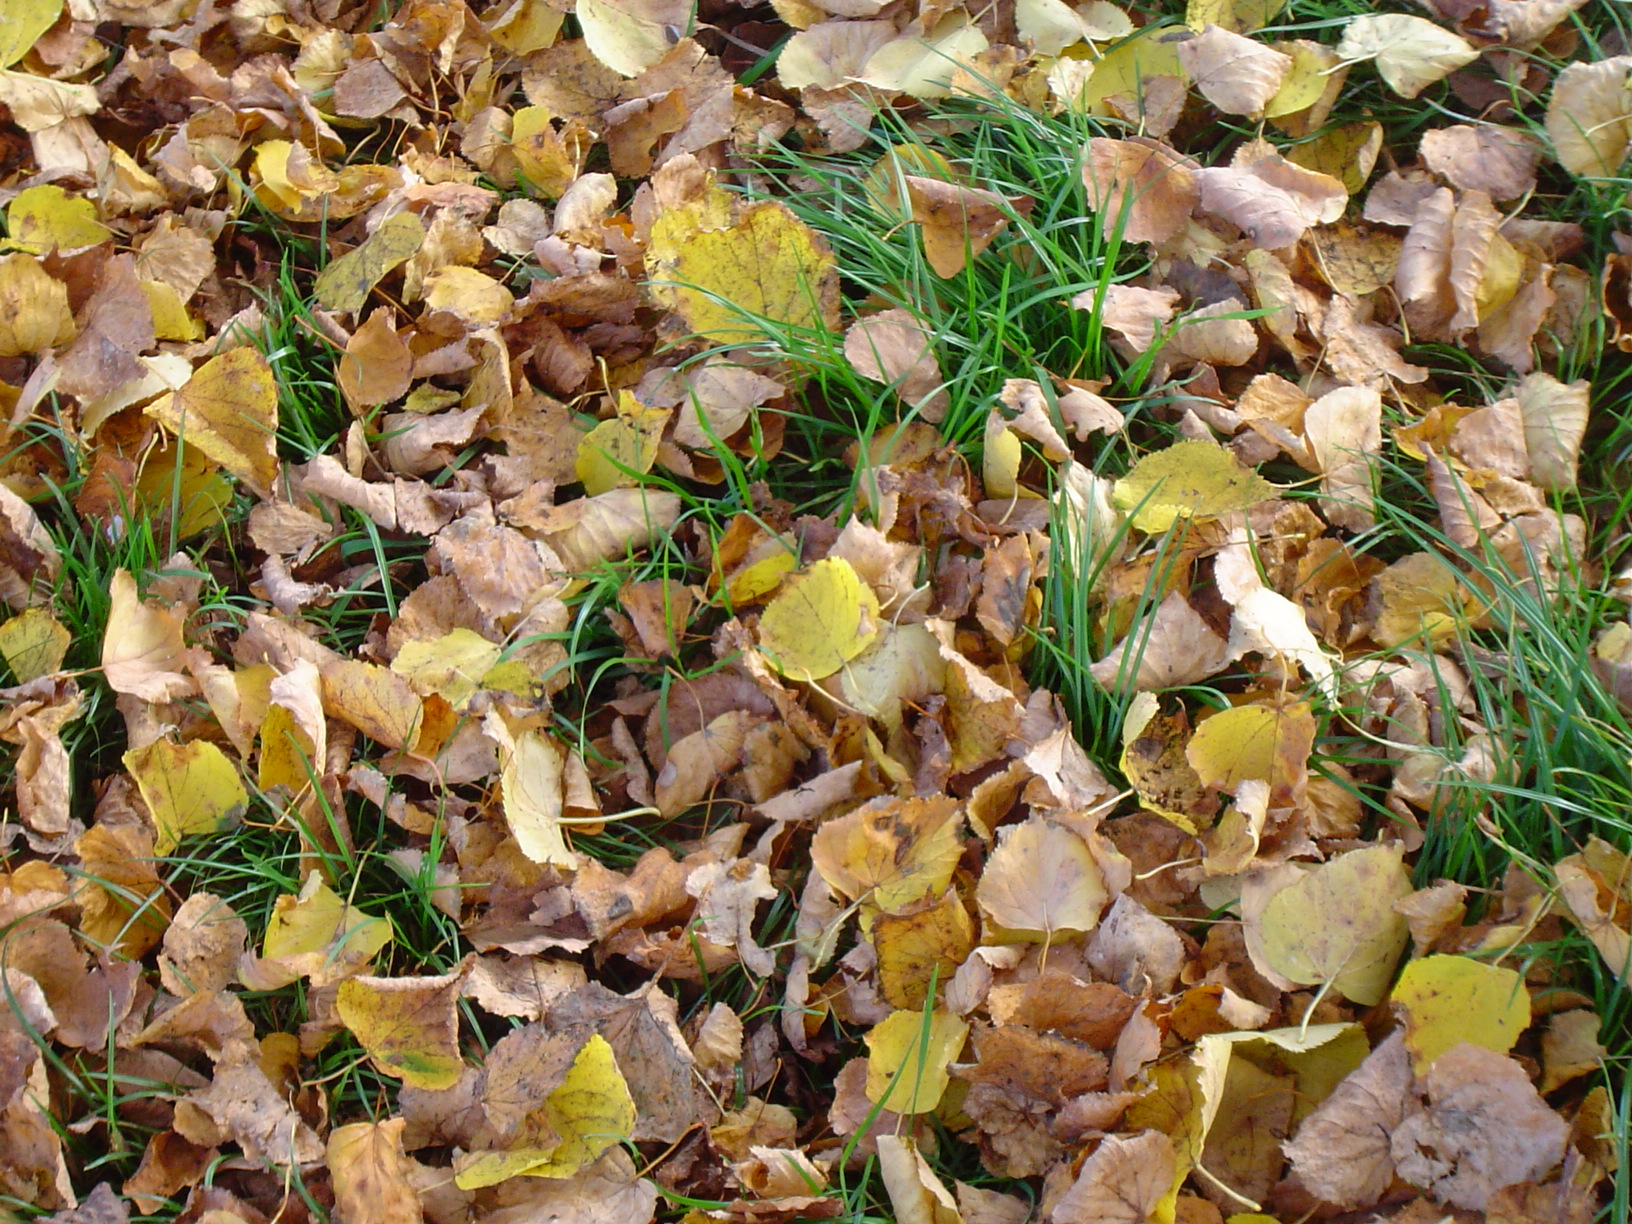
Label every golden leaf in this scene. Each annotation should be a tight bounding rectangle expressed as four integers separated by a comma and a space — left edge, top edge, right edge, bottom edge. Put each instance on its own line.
123, 738, 249, 855
756, 557, 881, 682
646, 196, 840, 344
337, 965, 468, 1090
314, 212, 426, 313
1392, 954, 1530, 1075
145, 347, 279, 493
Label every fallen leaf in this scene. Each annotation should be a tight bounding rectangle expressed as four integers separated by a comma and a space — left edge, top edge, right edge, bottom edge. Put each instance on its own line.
1336, 13, 1479, 98
647, 194, 840, 343
756, 557, 881, 682
337, 965, 467, 1090
1420, 124, 1542, 200
1051, 1130, 1174, 1224
845, 309, 949, 422
159, 893, 248, 996
1392, 954, 1530, 1075
1284, 1031, 1413, 1208
146, 347, 279, 494
6, 183, 111, 253
1546, 56, 1632, 178
1247, 844, 1413, 1005
1539, 1009, 1605, 1093
454, 1033, 636, 1186
123, 738, 249, 856
878, 1134, 961, 1224
328, 1119, 422, 1224
1176, 25, 1292, 116
865, 1008, 969, 1114
975, 816, 1109, 941
0, 0, 61, 69
314, 212, 426, 312
1081, 138, 1198, 245
905, 176, 1013, 278
1113, 439, 1277, 532
1391, 1044, 1568, 1210
253, 873, 394, 988
0, 607, 69, 682
0, 254, 76, 355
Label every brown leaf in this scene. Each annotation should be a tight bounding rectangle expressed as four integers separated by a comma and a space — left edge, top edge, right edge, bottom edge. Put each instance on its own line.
845, 308, 949, 422
1391, 1044, 1568, 1210
101, 569, 193, 703
1082, 138, 1198, 245
1050, 1130, 1175, 1224
328, 1119, 422, 1224
905, 176, 1013, 278
157, 893, 248, 996
1195, 145, 1346, 249
1419, 124, 1541, 200
547, 982, 705, 1142
1090, 591, 1232, 693
178, 1040, 324, 1168
1285, 1030, 1413, 1208
1176, 26, 1292, 116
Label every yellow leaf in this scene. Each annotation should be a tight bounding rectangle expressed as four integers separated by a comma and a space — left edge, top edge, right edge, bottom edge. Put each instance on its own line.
420, 264, 514, 328
576, 394, 667, 495
0, 607, 69, 682
975, 816, 1108, 941
337, 965, 467, 1090
1265, 40, 1343, 120
455, 1033, 636, 1187
1185, 702, 1314, 798
314, 212, 426, 313
391, 628, 503, 710
259, 663, 326, 793
145, 347, 279, 493
756, 557, 880, 682
0, 0, 61, 68
1392, 954, 1530, 1075
646, 196, 840, 345
1111, 439, 1277, 532
1119, 693, 1218, 835
865, 1009, 968, 1114
143, 280, 204, 341
486, 711, 577, 868
1074, 28, 1187, 116
1335, 14, 1478, 99
510, 106, 590, 198
577, 0, 686, 77
875, 888, 977, 1011
1254, 845, 1412, 1005
123, 738, 250, 855
133, 435, 234, 539
5, 184, 109, 254
487, 0, 565, 55
320, 658, 425, 751
258, 874, 393, 987
0, 253, 75, 356
982, 410, 1024, 500
1185, 0, 1286, 33
811, 795, 965, 921
1285, 121, 1383, 195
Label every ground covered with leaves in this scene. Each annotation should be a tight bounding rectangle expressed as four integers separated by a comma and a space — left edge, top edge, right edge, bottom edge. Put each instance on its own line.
3, 0, 1632, 1222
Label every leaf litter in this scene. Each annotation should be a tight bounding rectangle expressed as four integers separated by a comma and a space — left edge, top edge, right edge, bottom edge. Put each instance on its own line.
0, 0, 1627, 1221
